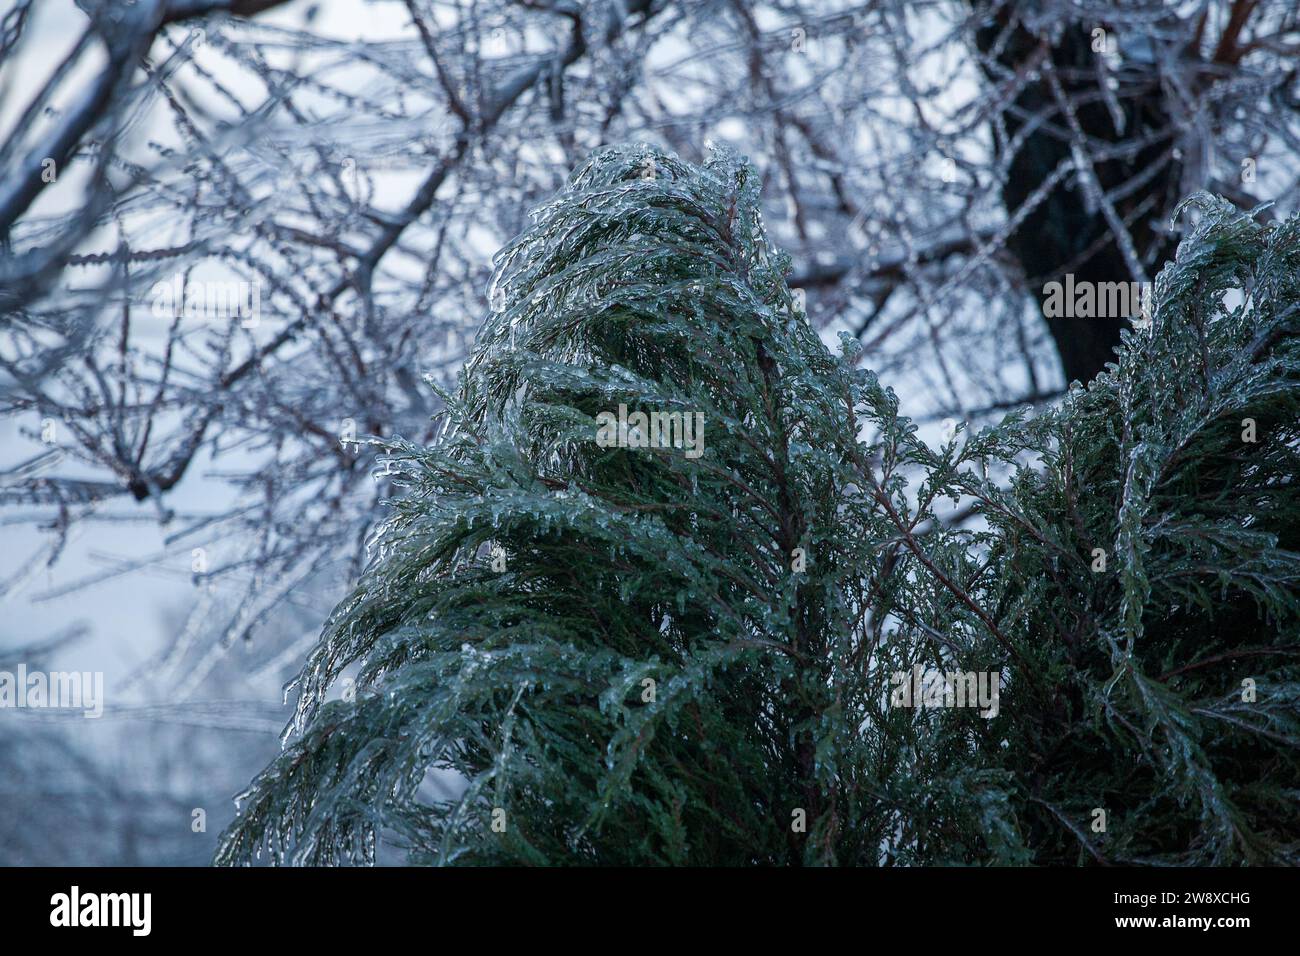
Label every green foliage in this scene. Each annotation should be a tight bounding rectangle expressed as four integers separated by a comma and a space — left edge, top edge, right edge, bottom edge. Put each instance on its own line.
216, 151, 1300, 866
957, 194, 1300, 864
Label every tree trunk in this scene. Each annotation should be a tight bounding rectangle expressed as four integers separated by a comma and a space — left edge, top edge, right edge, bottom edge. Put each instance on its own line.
974, 12, 1183, 383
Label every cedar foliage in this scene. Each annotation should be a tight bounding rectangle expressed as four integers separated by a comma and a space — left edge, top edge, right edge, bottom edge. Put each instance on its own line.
217, 147, 1300, 866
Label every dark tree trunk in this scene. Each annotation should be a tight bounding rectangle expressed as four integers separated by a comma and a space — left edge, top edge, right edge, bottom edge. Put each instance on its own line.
974, 11, 1183, 384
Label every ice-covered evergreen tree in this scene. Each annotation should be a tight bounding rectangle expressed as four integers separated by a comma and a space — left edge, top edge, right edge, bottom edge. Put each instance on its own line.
956, 194, 1300, 864
217, 150, 1300, 866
